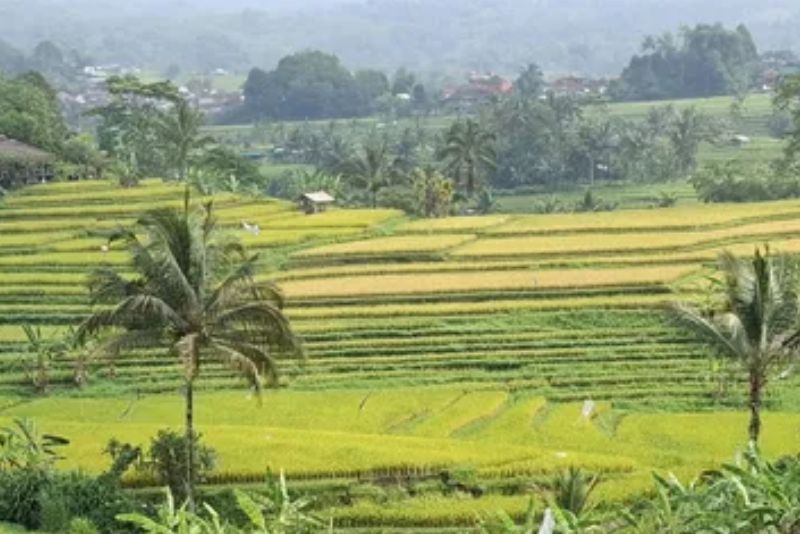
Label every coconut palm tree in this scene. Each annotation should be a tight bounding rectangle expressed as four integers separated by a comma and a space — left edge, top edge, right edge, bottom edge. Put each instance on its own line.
342, 141, 393, 208
438, 118, 496, 197
672, 248, 799, 444
78, 193, 302, 508
158, 98, 210, 181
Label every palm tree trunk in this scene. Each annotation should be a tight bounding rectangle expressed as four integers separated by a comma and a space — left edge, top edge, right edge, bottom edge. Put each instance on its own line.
185, 379, 195, 511
748, 372, 763, 445
467, 159, 475, 196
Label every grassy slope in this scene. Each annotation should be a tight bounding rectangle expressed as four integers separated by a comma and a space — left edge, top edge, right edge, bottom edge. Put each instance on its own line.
1, 179, 800, 526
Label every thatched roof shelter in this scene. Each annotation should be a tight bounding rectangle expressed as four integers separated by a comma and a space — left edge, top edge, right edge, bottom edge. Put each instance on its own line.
0, 136, 56, 188
0, 135, 54, 164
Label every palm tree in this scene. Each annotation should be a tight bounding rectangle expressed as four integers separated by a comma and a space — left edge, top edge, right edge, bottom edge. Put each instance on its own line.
342, 141, 392, 208
438, 118, 496, 196
672, 248, 799, 444
158, 98, 209, 181
78, 194, 302, 508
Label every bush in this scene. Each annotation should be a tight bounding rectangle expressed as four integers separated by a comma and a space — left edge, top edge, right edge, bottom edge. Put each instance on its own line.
39, 493, 70, 533
68, 518, 100, 534
0, 468, 131, 533
691, 161, 800, 203
142, 429, 216, 504
0, 467, 50, 529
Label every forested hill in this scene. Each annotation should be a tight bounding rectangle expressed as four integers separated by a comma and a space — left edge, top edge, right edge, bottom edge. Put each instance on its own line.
1, 0, 798, 75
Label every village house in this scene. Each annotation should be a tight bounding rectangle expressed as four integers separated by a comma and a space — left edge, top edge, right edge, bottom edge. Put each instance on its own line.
442, 72, 513, 110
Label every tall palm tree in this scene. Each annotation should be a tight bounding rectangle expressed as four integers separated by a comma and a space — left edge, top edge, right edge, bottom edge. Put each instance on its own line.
672, 248, 799, 444
78, 193, 302, 508
438, 118, 496, 196
158, 98, 209, 181
342, 141, 392, 208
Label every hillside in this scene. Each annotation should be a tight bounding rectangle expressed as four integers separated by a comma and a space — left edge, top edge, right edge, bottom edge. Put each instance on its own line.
2, 0, 799, 74
0, 180, 799, 526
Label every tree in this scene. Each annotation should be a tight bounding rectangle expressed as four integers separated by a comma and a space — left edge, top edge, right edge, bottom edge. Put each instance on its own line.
514, 63, 544, 98
0, 72, 68, 153
243, 51, 364, 120
667, 106, 717, 176
672, 248, 799, 444
90, 75, 181, 178
342, 141, 394, 208
775, 73, 800, 164
158, 98, 209, 181
575, 115, 617, 185
77, 199, 302, 508
439, 118, 497, 196
613, 23, 759, 101
412, 167, 453, 217
198, 146, 262, 190
354, 69, 390, 112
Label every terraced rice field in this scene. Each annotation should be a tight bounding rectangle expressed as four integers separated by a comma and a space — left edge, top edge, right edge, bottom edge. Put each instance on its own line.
1, 179, 799, 527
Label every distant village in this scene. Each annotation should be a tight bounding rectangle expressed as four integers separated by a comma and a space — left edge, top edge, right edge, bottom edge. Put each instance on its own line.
57, 65, 244, 121
54, 49, 800, 126
56, 65, 618, 123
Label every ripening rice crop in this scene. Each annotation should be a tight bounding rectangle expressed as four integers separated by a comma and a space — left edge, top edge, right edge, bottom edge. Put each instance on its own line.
0, 218, 118, 234
452, 232, 720, 257
0, 250, 127, 266
275, 260, 538, 281
484, 200, 800, 235
0, 232, 75, 248
0, 200, 188, 219
239, 227, 365, 247
257, 209, 401, 229
407, 391, 509, 438
293, 234, 476, 257
287, 293, 684, 319
400, 215, 510, 233
470, 396, 548, 443
279, 265, 696, 298
0, 272, 89, 285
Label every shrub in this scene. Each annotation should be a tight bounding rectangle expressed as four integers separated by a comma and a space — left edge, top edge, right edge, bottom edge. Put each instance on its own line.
68, 518, 100, 534
691, 161, 800, 203
573, 189, 617, 212
0, 467, 50, 529
141, 429, 216, 504
39, 493, 70, 532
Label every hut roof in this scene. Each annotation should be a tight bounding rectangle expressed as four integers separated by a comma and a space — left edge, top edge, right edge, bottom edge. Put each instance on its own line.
0, 136, 54, 164
300, 191, 335, 204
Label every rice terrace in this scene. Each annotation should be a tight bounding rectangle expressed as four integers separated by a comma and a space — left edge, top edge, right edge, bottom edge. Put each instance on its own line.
1, 177, 799, 528
3, 3, 800, 532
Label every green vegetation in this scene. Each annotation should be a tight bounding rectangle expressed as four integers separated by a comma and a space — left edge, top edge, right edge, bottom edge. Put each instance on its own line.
0, 177, 798, 528
2, 15, 800, 530
612, 24, 759, 101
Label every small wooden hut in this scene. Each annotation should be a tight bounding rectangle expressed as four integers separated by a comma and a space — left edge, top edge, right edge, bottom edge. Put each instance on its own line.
298, 191, 335, 214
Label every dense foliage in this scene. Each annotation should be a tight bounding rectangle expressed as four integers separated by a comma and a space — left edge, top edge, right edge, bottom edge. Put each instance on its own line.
0, 72, 68, 153
611, 24, 760, 101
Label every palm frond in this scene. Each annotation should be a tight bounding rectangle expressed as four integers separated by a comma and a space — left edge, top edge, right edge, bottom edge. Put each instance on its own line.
670, 302, 749, 361
213, 302, 301, 355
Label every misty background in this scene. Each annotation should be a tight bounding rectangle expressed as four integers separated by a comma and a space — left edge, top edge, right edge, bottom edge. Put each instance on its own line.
1, 0, 798, 76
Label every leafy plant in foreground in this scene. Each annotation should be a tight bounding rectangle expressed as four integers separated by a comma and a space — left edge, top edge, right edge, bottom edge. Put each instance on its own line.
672, 247, 800, 444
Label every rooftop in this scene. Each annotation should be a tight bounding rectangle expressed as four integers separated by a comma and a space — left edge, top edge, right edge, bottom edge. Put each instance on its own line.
0, 136, 54, 164
300, 191, 335, 203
